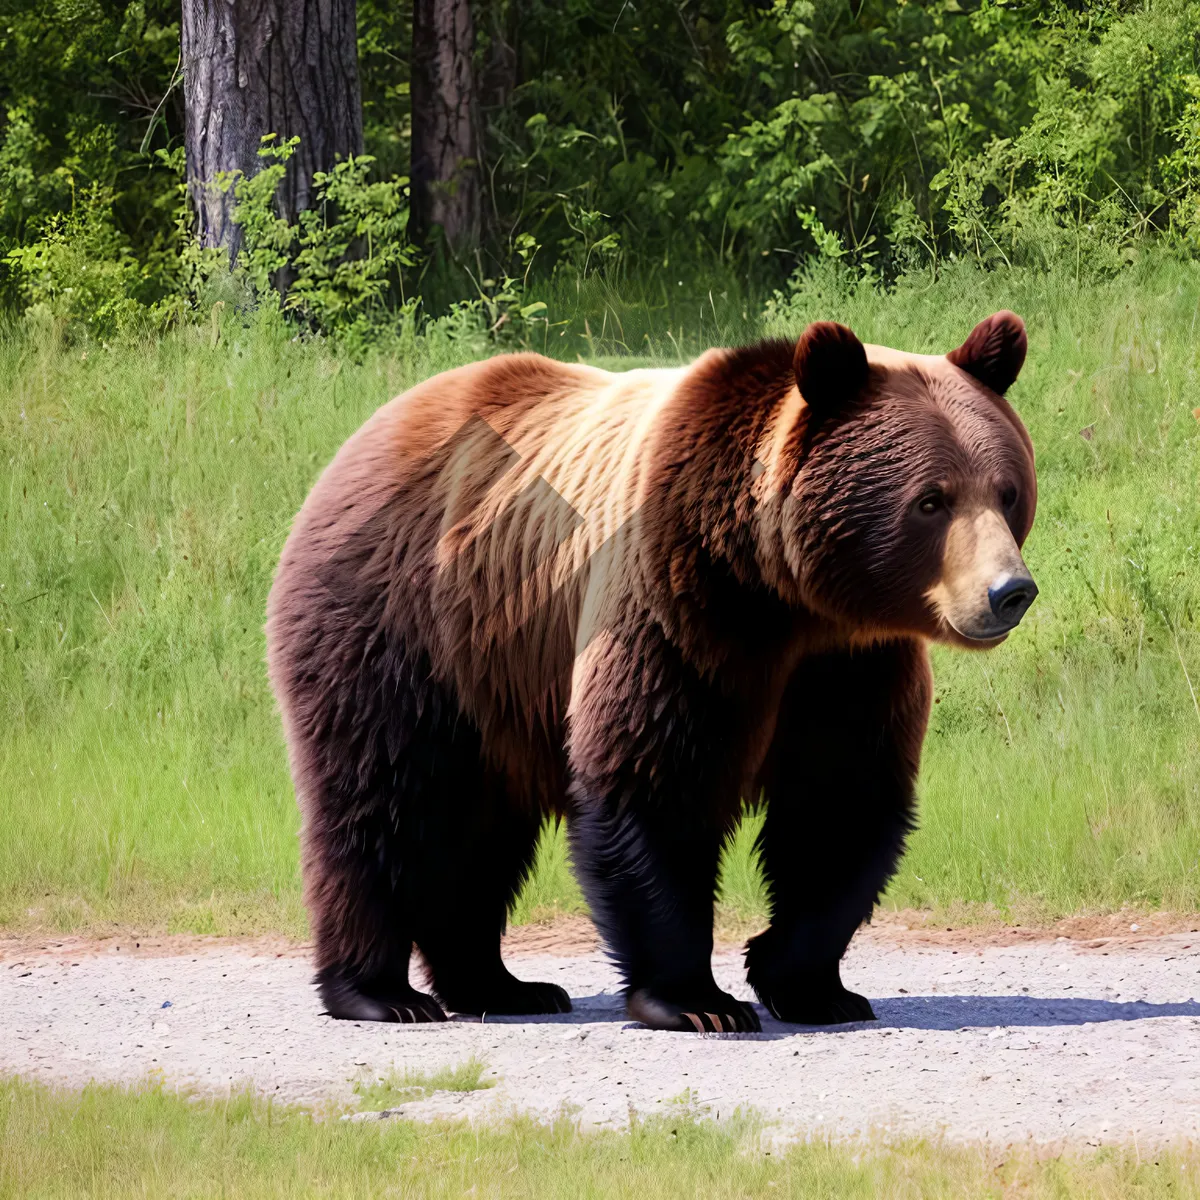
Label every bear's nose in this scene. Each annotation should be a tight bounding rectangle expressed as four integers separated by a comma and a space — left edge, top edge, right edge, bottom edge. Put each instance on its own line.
988, 574, 1038, 628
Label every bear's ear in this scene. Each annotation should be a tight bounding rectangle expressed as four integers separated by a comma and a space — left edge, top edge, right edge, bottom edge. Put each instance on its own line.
947, 311, 1027, 395
793, 322, 869, 417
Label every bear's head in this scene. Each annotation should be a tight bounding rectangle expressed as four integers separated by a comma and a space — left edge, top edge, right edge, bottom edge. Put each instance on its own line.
781, 312, 1037, 647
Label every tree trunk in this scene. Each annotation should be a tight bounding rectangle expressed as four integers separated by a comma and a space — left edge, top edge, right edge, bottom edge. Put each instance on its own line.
410, 0, 480, 257
182, 0, 363, 258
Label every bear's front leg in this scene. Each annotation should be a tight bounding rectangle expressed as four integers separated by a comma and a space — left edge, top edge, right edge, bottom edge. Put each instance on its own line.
566, 627, 760, 1034
745, 641, 931, 1025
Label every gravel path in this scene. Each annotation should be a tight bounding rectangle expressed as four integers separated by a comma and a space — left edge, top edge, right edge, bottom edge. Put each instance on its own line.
4, 930, 1200, 1145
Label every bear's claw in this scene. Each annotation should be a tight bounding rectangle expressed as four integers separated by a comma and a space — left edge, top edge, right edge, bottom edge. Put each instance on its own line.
626, 988, 761, 1033
383, 996, 451, 1024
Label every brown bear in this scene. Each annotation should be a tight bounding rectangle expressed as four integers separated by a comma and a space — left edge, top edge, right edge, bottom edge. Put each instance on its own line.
266, 312, 1037, 1033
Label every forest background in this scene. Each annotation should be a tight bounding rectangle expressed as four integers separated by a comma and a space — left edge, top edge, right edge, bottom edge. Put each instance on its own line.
5, 0, 1200, 339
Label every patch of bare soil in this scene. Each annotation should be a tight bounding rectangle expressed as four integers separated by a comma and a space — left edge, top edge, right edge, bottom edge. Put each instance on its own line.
506, 908, 1200, 956
3, 908, 1198, 964
502, 914, 601, 956
0, 932, 311, 963
860, 908, 1200, 951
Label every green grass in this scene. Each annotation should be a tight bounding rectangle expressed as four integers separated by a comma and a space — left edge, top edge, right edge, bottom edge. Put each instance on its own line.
1, 256, 1198, 935
353, 1057, 494, 1112
5, 1075, 1200, 1199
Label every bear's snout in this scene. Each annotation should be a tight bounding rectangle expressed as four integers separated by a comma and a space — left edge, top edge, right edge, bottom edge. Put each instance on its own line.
926, 507, 1038, 643
987, 572, 1038, 631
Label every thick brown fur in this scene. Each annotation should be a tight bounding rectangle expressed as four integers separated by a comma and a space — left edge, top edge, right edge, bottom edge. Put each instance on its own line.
266, 314, 1037, 1031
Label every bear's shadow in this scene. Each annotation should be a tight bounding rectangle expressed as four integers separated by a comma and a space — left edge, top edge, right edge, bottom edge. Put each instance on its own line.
450, 992, 1200, 1036
836, 993, 1200, 1035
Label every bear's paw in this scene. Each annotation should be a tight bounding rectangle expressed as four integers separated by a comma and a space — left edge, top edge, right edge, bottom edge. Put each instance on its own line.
626, 987, 762, 1034
756, 982, 876, 1026
316, 970, 448, 1024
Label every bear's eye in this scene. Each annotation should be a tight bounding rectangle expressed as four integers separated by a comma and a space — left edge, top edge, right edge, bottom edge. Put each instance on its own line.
1001, 484, 1018, 510
917, 492, 945, 516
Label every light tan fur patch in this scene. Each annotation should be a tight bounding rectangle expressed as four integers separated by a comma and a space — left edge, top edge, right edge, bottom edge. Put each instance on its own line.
926, 506, 1028, 640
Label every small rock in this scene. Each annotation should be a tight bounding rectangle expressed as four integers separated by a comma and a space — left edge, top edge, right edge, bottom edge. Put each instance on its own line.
1130, 923, 1139, 932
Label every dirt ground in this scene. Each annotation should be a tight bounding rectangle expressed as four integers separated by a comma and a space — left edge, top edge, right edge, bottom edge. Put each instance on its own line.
4, 906, 1196, 963
4, 915, 1200, 1147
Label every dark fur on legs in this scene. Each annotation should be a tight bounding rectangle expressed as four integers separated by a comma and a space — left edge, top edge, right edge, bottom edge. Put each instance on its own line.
414, 801, 571, 1016
745, 641, 929, 1025
569, 800, 760, 1033
288, 633, 571, 1022
567, 620, 761, 1034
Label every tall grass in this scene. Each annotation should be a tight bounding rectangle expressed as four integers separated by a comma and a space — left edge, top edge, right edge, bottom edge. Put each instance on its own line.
1, 257, 1198, 934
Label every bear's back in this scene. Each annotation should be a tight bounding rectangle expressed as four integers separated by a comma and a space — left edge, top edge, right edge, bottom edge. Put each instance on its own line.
406, 355, 690, 755
268, 352, 692, 788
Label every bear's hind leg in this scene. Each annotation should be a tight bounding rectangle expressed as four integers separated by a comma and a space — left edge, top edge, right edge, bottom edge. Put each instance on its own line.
414, 790, 571, 1018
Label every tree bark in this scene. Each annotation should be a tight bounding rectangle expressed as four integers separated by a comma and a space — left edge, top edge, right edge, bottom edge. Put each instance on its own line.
410, 0, 480, 257
182, 0, 363, 258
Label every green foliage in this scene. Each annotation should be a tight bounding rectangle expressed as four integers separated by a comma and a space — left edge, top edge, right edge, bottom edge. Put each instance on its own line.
3, 0, 1200, 332
0, 0, 182, 297
3, 185, 150, 338
479, 0, 1200, 279
230, 137, 299, 301
288, 156, 418, 340
1163, 73, 1200, 246
225, 135, 551, 353
0, 106, 69, 247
